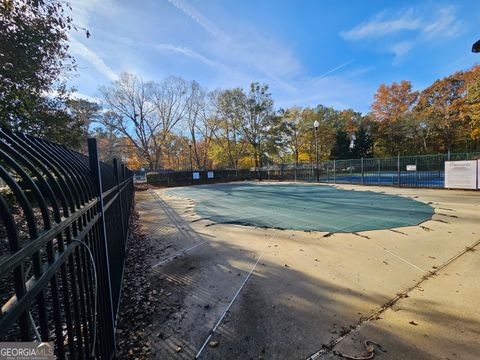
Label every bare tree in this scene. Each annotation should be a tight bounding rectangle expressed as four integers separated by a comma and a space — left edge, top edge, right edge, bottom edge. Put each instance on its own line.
99, 73, 159, 168
150, 76, 189, 169
184, 81, 215, 170
99, 73, 193, 170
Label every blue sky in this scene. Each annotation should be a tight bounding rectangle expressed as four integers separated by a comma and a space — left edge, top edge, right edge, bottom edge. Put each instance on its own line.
67, 0, 480, 113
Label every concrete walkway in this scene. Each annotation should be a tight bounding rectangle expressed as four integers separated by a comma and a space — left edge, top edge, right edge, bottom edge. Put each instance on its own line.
136, 183, 480, 359
321, 248, 480, 360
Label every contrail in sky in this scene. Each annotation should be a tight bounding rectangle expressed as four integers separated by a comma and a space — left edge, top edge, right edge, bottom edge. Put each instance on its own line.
317, 58, 357, 79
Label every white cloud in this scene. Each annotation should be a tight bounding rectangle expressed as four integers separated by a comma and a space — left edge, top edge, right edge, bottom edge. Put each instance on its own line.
167, 0, 226, 38
65, 0, 371, 113
69, 40, 117, 81
391, 41, 414, 59
275, 73, 373, 113
422, 6, 463, 39
341, 5, 464, 62
71, 91, 102, 103
165, 0, 301, 90
152, 43, 218, 68
67, 0, 116, 29
341, 10, 421, 40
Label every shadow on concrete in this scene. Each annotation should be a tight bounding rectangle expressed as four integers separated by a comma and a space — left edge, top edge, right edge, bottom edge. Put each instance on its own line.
135, 191, 480, 360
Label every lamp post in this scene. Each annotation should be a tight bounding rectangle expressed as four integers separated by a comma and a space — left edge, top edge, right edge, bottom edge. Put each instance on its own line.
313, 120, 319, 182
472, 39, 480, 53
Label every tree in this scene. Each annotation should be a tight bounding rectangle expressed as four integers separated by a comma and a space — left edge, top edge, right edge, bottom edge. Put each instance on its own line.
371, 80, 418, 155
210, 89, 248, 170
0, 0, 76, 127
460, 66, 480, 143
277, 108, 309, 166
415, 71, 470, 153
330, 130, 351, 160
66, 98, 101, 151
351, 127, 373, 158
23, 97, 86, 149
184, 81, 214, 170
99, 73, 159, 168
150, 76, 190, 168
237, 83, 274, 171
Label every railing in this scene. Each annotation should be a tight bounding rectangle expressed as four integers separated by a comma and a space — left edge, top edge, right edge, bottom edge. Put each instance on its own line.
146, 169, 258, 187
0, 128, 134, 359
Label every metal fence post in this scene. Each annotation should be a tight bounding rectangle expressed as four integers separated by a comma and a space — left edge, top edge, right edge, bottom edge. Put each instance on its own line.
415, 156, 418, 187
397, 153, 401, 187
333, 160, 336, 184
361, 157, 364, 185
88, 138, 117, 357
378, 159, 380, 185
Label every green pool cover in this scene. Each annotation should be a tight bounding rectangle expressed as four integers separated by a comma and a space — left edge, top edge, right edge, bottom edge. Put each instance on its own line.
167, 183, 433, 232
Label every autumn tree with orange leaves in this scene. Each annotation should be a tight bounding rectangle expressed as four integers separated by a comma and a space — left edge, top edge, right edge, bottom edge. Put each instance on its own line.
371, 80, 418, 155
91, 65, 479, 170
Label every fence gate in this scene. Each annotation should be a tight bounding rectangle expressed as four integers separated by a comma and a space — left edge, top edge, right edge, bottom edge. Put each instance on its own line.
0, 129, 133, 359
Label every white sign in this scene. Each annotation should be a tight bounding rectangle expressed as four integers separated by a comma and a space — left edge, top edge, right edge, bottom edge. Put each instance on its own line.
406, 165, 417, 171
445, 160, 478, 189
207, 171, 214, 179
192, 172, 200, 180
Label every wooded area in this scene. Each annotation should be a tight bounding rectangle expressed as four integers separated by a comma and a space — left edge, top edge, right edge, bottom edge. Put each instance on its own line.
1, 0, 479, 171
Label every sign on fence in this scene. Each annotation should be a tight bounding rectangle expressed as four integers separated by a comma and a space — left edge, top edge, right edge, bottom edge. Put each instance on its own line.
406, 165, 417, 171
193, 172, 200, 180
207, 171, 214, 179
444, 160, 478, 189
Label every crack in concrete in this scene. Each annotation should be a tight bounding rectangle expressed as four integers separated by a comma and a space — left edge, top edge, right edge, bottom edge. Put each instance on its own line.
307, 237, 480, 359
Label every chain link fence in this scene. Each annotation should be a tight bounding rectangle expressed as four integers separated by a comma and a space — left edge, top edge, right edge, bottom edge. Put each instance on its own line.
146, 152, 480, 189
263, 152, 480, 188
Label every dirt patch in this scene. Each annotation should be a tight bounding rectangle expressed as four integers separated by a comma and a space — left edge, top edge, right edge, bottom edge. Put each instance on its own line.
116, 210, 161, 359
116, 204, 190, 359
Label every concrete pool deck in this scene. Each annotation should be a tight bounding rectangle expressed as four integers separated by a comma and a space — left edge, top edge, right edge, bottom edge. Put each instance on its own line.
135, 182, 480, 359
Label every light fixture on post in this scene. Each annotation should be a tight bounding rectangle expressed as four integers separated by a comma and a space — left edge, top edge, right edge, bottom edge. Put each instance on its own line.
472, 39, 480, 53
313, 120, 320, 182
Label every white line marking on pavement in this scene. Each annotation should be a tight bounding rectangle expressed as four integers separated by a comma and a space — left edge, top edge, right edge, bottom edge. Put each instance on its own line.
195, 227, 280, 359
152, 241, 210, 268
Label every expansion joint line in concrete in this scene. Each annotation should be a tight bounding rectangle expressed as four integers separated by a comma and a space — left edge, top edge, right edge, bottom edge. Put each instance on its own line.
195, 227, 281, 359
306, 237, 480, 360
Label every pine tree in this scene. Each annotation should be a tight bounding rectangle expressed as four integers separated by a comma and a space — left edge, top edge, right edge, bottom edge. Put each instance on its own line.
352, 127, 373, 158
330, 130, 351, 160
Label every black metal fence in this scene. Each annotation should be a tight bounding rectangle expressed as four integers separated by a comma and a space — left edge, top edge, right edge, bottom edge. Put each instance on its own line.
146, 169, 260, 187
146, 152, 480, 189
0, 128, 134, 359
263, 152, 480, 188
